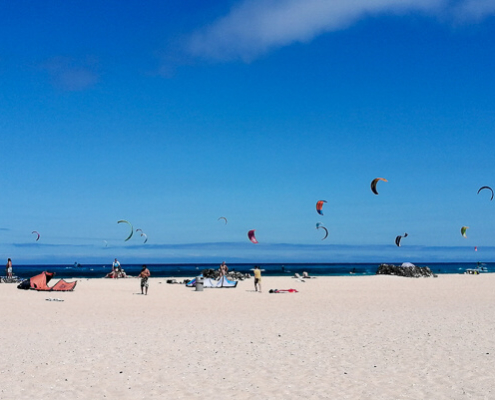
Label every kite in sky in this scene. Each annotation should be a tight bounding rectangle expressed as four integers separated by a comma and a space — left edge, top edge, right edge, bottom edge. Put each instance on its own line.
248, 229, 258, 244
477, 186, 494, 200
371, 178, 387, 195
316, 200, 327, 215
461, 226, 469, 238
117, 220, 134, 241
317, 226, 329, 240
395, 233, 408, 247
218, 217, 228, 224
32, 231, 40, 241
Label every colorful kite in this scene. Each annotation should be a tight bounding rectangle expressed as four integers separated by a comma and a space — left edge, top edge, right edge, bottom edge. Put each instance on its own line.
316, 200, 327, 215
248, 230, 258, 244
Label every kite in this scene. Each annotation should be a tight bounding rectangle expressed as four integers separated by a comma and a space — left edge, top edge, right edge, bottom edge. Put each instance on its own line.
316, 222, 323, 229
371, 178, 388, 195
477, 186, 494, 201
32, 231, 40, 241
317, 226, 329, 240
461, 226, 469, 238
248, 229, 258, 244
218, 217, 228, 224
141, 233, 148, 244
316, 200, 327, 215
395, 233, 408, 247
117, 220, 134, 241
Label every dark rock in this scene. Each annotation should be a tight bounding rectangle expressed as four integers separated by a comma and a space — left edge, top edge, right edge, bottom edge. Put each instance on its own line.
200, 269, 250, 280
376, 264, 434, 278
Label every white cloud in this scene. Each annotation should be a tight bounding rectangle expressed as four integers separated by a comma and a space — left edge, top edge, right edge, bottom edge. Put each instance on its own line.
41, 56, 100, 91
184, 0, 495, 62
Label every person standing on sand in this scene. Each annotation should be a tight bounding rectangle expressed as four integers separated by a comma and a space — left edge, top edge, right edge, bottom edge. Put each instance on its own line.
139, 265, 150, 295
219, 261, 228, 278
6, 258, 12, 279
254, 265, 262, 293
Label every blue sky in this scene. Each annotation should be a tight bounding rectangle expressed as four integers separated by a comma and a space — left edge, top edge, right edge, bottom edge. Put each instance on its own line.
1, 0, 495, 264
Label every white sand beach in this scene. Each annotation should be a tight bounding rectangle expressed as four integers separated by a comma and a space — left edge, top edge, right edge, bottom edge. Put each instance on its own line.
1, 274, 495, 399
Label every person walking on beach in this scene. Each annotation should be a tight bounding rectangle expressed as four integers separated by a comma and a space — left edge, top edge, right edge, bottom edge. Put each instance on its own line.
254, 265, 262, 293
6, 258, 12, 279
139, 265, 150, 295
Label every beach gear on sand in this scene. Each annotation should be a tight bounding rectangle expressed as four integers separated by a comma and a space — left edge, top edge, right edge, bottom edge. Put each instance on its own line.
186, 275, 238, 288
269, 289, 298, 293
17, 271, 77, 291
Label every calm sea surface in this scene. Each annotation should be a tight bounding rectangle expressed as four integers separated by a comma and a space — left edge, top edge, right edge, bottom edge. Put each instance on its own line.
6, 262, 492, 279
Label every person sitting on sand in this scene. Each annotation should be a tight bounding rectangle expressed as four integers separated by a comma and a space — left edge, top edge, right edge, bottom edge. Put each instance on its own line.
105, 270, 116, 278
139, 265, 150, 295
254, 266, 262, 293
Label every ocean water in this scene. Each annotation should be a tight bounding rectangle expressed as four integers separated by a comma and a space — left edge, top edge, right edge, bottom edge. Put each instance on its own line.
6, 262, 492, 279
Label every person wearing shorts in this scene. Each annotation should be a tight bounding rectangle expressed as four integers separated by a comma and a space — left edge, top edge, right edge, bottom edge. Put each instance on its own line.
254, 265, 262, 293
139, 265, 150, 295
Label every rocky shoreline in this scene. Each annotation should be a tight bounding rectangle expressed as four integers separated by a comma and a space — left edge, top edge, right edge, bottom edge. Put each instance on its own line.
376, 264, 436, 278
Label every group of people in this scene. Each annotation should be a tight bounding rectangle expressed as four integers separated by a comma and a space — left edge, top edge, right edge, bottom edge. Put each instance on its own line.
105, 258, 151, 295
105, 258, 128, 279
218, 261, 262, 293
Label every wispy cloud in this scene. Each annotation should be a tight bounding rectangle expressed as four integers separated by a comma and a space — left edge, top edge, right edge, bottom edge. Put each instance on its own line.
452, 0, 495, 21
41, 56, 100, 91
184, 0, 495, 62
